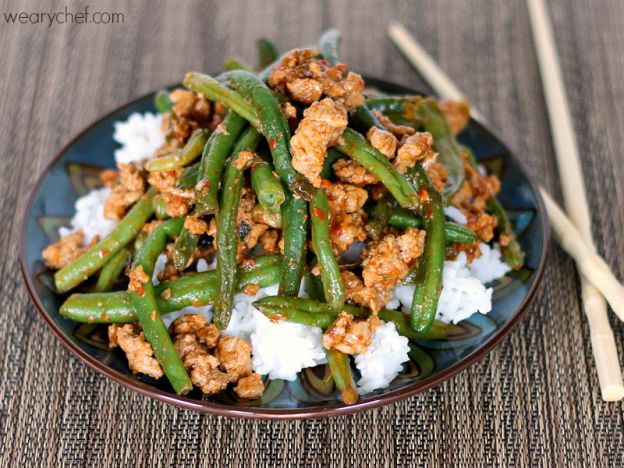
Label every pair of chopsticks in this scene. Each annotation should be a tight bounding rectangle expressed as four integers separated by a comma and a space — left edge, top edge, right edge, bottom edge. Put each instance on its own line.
388, 2, 624, 402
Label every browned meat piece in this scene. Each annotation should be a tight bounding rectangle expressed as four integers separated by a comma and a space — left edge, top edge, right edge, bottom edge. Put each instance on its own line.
362, 229, 425, 288
100, 169, 118, 187
42, 230, 89, 270
147, 169, 193, 217
157, 262, 180, 283
142, 219, 163, 235
267, 49, 364, 110
259, 229, 280, 253
215, 336, 253, 381
174, 334, 230, 395
236, 187, 270, 252
332, 158, 379, 186
168, 89, 212, 144
322, 311, 381, 355
282, 101, 298, 120
424, 160, 448, 193
207, 218, 217, 237
329, 210, 368, 254
290, 98, 348, 187
326, 183, 368, 214
108, 323, 163, 378
373, 111, 416, 139
234, 373, 265, 400
438, 99, 470, 135
147, 169, 180, 192
341, 270, 393, 313
366, 127, 398, 159
169, 314, 219, 349
162, 189, 193, 217
467, 212, 498, 243
393, 132, 435, 174
127, 265, 150, 297
396, 228, 427, 264
184, 215, 209, 235
104, 163, 146, 221
286, 78, 324, 104
234, 150, 256, 170
242, 283, 260, 296
451, 162, 501, 243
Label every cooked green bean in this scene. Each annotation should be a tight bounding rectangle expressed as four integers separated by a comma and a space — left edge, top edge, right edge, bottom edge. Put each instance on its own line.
326, 349, 359, 404
215, 127, 262, 329
60, 256, 283, 323
365, 96, 422, 127
145, 128, 208, 172
152, 194, 169, 220
219, 70, 314, 199
175, 162, 200, 189
415, 98, 465, 201
250, 159, 285, 213
252, 204, 282, 228
172, 226, 200, 270
319, 29, 342, 66
311, 188, 345, 310
195, 112, 247, 215
334, 128, 420, 209
183, 72, 261, 127
220, 70, 311, 295
388, 208, 478, 244
129, 217, 192, 395
321, 148, 343, 178
154, 90, 173, 113
253, 296, 448, 340
55, 188, 156, 293
366, 192, 394, 238
224, 58, 253, 71
349, 105, 386, 132
94, 248, 129, 292
257, 38, 279, 68
487, 197, 525, 269
407, 164, 445, 333
461, 145, 525, 269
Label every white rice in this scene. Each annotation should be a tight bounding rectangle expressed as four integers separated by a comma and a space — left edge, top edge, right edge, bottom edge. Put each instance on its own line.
394, 252, 494, 324
113, 112, 165, 164
222, 284, 327, 381
355, 322, 410, 394
58, 187, 117, 244
468, 242, 511, 284
443, 206, 467, 224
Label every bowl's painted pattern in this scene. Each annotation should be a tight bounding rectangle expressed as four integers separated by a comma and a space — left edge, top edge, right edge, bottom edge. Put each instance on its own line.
20, 80, 549, 419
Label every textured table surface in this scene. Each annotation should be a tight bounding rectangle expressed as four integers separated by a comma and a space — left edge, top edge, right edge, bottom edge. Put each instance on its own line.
1, 0, 623, 465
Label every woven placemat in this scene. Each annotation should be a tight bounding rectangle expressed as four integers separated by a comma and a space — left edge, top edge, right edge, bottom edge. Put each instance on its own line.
1, 0, 622, 465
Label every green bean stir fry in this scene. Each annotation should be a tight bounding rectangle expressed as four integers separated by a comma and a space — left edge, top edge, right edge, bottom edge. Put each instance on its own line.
42, 31, 523, 403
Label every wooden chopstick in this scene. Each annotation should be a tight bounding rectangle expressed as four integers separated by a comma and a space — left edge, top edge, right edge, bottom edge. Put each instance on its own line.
526, 0, 624, 401
388, 21, 624, 401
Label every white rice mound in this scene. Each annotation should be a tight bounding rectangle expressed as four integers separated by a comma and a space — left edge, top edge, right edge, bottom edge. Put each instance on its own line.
113, 112, 165, 164
223, 284, 327, 381
394, 252, 494, 324
443, 206, 467, 224
355, 322, 410, 394
468, 242, 511, 284
58, 187, 117, 244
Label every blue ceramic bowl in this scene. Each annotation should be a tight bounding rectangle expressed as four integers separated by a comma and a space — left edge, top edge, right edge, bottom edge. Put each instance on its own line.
20, 79, 549, 419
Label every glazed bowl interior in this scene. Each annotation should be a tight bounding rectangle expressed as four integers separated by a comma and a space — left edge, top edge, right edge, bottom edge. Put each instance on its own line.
20, 78, 549, 419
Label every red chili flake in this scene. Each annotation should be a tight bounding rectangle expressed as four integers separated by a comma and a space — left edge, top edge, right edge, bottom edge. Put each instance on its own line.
99, 249, 110, 257
312, 207, 326, 221
268, 139, 277, 149
418, 188, 431, 205
102, 313, 110, 321
320, 179, 332, 189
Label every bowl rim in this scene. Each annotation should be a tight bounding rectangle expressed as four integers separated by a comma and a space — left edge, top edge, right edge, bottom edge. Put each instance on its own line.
19, 78, 551, 420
